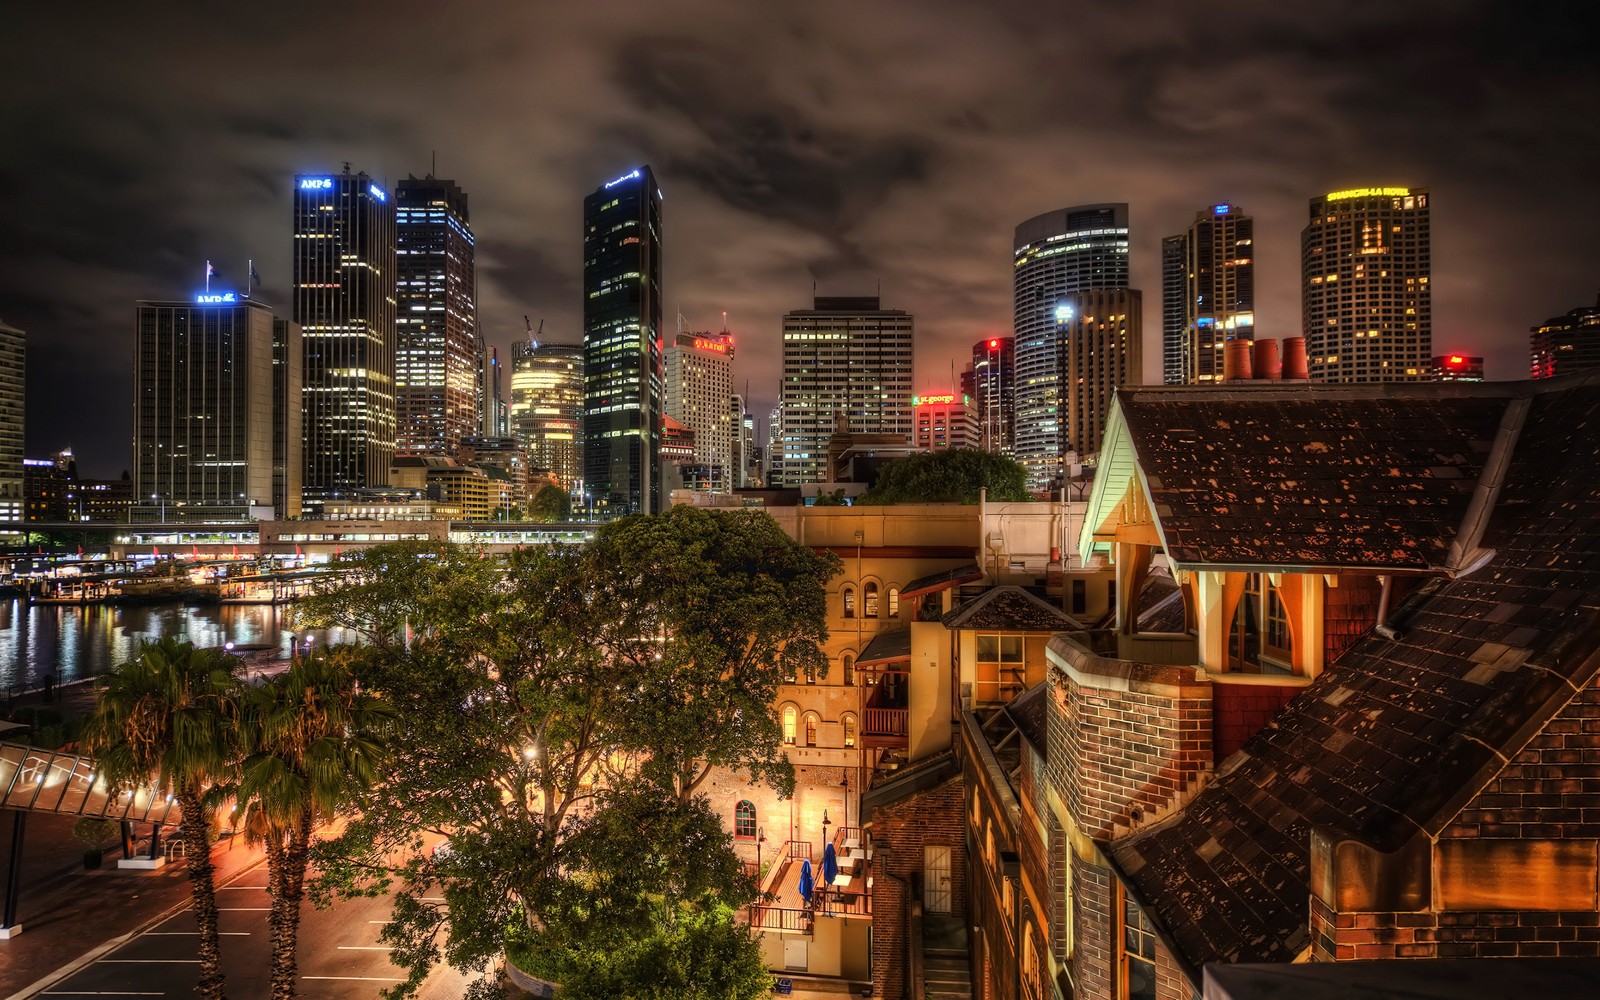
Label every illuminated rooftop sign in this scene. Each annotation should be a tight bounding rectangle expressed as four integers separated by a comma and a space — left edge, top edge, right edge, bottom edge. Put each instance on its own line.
692, 337, 729, 354
1213, 203, 1231, 214
914, 393, 967, 406
369, 184, 387, 201
604, 168, 643, 189
300, 177, 333, 190
196, 292, 237, 304
1326, 187, 1410, 201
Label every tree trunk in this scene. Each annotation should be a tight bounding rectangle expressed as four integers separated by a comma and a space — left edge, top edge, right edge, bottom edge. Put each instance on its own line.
269, 808, 314, 1000
178, 790, 228, 1000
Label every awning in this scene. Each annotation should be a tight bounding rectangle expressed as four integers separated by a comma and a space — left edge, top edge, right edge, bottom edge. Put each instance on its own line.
901, 562, 983, 600
856, 628, 912, 666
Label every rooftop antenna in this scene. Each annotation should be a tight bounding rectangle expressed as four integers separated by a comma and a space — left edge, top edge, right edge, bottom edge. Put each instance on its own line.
342, 161, 352, 175
721, 310, 729, 334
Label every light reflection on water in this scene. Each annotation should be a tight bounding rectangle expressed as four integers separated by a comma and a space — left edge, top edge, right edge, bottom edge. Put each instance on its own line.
0, 600, 359, 689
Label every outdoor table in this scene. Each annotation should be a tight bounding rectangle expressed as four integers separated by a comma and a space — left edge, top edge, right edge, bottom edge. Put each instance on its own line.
843, 838, 861, 851
831, 872, 852, 888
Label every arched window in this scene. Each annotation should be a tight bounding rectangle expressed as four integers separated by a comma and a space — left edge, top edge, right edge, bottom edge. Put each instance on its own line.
843, 654, 855, 687
888, 587, 900, 618
842, 586, 856, 619
735, 800, 757, 839
782, 705, 797, 745
864, 582, 880, 618
804, 712, 819, 747
843, 714, 857, 748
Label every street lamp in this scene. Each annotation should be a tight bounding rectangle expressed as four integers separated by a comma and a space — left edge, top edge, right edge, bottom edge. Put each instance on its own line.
756, 826, 766, 874
1053, 302, 1074, 490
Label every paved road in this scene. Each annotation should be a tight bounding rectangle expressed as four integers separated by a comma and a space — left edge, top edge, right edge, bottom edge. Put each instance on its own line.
26, 859, 484, 999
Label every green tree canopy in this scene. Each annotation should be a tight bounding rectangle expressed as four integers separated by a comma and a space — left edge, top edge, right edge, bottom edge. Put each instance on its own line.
310, 516, 834, 999
529, 483, 574, 522
859, 447, 1031, 504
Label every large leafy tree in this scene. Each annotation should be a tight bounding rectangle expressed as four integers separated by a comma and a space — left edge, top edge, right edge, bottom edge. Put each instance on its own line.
859, 447, 1032, 504
82, 638, 241, 1000
310, 517, 833, 999
591, 505, 837, 801
235, 646, 394, 1000
528, 483, 573, 523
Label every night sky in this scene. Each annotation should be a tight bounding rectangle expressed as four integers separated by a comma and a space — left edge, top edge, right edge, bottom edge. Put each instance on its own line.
4, 2, 1596, 476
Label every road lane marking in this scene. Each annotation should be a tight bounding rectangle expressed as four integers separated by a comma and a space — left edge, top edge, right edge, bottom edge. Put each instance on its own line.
301, 977, 405, 982
145, 931, 250, 936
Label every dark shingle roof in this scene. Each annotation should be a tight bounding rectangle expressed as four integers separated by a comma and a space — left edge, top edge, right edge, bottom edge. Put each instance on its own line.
1110, 375, 1600, 971
1135, 572, 1186, 633
1005, 684, 1048, 760
942, 585, 1082, 632
1117, 385, 1509, 570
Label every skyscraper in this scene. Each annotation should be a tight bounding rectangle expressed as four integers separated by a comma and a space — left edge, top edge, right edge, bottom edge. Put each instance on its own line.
582, 166, 663, 517
778, 296, 914, 486
510, 339, 584, 489
394, 175, 477, 457
912, 391, 980, 451
1160, 235, 1187, 385
664, 330, 735, 492
133, 294, 302, 520
0, 318, 23, 525
1057, 289, 1142, 458
1013, 204, 1131, 489
479, 341, 507, 437
1530, 296, 1600, 379
294, 168, 397, 508
1164, 203, 1255, 384
1302, 187, 1431, 382
967, 336, 1016, 453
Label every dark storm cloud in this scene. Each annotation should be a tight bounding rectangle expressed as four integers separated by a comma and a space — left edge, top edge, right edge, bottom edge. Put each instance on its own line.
3, 1, 1597, 473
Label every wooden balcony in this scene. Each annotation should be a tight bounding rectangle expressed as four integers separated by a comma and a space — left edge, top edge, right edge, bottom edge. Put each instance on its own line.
862, 707, 908, 748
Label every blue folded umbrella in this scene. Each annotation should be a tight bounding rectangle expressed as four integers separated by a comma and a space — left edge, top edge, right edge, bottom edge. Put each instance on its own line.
798, 858, 814, 903
822, 842, 839, 885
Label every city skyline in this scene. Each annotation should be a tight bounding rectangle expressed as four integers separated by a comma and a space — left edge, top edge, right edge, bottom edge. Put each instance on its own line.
4, 4, 1598, 475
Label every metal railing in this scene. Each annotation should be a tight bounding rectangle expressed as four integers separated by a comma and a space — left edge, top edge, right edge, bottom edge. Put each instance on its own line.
742, 904, 814, 933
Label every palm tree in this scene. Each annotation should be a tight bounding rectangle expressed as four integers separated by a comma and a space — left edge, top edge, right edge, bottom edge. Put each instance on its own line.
82, 637, 241, 1000
235, 646, 392, 1000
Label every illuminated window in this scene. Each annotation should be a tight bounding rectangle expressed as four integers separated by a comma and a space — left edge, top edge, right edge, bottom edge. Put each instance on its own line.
735, 800, 756, 839
843, 714, 857, 748
804, 713, 819, 747
843, 654, 855, 686
864, 582, 880, 618
842, 586, 856, 619
975, 634, 1025, 703
1265, 587, 1290, 650
888, 588, 900, 617
783, 706, 796, 745
1119, 885, 1157, 1000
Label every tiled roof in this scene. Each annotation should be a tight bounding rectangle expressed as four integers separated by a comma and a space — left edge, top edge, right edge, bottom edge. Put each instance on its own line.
1111, 374, 1600, 971
1136, 573, 1186, 633
1117, 384, 1509, 570
942, 585, 1082, 632
856, 628, 912, 665
901, 562, 983, 599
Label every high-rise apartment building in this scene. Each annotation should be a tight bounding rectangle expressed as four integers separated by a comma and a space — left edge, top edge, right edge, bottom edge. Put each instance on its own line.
0, 318, 23, 524
1530, 296, 1600, 379
1061, 290, 1142, 459
583, 166, 663, 517
510, 340, 584, 489
1164, 203, 1255, 384
1302, 187, 1431, 382
478, 341, 507, 438
394, 175, 477, 457
1160, 235, 1187, 385
664, 330, 735, 492
966, 336, 1016, 454
912, 391, 980, 452
133, 294, 302, 520
1013, 204, 1131, 490
778, 296, 914, 486
294, 168, 397, 507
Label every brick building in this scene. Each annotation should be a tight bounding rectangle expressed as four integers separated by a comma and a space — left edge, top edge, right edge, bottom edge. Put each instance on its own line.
1023, 372, 1600, 999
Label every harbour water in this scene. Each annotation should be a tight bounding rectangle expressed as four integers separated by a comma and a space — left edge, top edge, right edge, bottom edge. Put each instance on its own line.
0, 599, 357, 690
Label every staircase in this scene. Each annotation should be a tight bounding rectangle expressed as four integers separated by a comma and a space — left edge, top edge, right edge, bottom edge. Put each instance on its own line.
922, 914, 972, 1000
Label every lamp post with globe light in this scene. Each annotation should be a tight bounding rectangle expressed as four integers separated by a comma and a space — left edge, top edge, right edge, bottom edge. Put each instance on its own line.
1054, 303, 1074, 491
